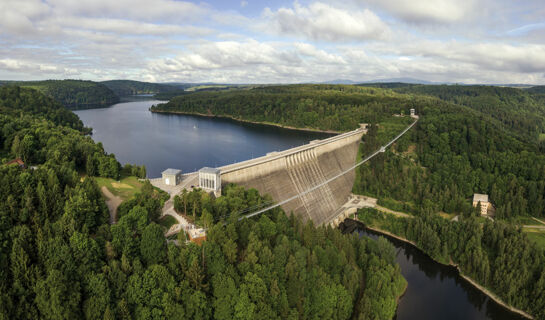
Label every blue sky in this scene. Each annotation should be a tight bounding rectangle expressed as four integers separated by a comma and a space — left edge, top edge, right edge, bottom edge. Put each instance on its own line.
0, 0, 544, 84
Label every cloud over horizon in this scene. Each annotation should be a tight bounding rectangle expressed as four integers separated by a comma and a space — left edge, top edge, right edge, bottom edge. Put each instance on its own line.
0, 0, 544, 84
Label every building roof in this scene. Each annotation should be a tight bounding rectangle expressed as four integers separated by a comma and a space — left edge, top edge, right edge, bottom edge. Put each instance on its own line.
199, 167, 220, 174
162, 168, 181, 175
6, 158, 25, 166
473, 193, 488, 203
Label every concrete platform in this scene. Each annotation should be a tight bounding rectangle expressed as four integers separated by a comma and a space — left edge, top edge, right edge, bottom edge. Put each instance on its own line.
150, 172, 198, 196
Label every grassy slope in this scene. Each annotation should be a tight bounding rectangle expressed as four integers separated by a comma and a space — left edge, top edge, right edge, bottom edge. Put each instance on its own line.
95, 176, 144, 200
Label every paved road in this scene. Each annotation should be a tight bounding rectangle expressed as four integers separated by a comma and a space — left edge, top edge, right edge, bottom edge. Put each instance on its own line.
150, 173, 206, 239
101, 186, 122, 224
375, 205, 412, 218
523, 225, 545, 230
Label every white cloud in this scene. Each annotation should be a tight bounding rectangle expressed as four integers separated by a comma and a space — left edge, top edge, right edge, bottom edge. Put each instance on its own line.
383, 41, 545, 73
0, 58, 78, 75
47, 0, 207, 23
361, 0, 477, 24
294, 43, 346, 64
263, 2, 389, 42
0, 0, 544, 84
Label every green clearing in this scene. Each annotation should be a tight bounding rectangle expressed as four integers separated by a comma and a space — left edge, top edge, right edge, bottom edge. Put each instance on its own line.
94, 176, 144, 200
511, 216, 544, 226
525, 230, 545, 249
158, 215, 177, 230
377, 197, 416, 214
439, 212, 457, 220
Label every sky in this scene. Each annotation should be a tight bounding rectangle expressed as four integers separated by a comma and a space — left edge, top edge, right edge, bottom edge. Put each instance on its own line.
0, 0, 544, 84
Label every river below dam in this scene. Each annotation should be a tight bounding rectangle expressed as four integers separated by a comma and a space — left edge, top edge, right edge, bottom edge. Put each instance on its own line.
354, 226, 527, 320
75, 99, 527, 320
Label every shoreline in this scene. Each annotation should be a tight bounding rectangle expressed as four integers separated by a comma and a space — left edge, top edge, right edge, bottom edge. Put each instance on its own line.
359, 222, 534, 320
149, 109, 342, 134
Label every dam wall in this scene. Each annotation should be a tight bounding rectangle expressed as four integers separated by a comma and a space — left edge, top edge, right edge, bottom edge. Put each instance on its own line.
219, 127, 365, 225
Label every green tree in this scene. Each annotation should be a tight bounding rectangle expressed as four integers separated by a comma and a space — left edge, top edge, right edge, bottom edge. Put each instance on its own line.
140, 223, 166, 265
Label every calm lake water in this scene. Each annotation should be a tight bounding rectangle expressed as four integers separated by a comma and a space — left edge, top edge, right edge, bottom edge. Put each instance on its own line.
359, 228, 527, 320
75, 99, 527, 320
74, 100, 331, 177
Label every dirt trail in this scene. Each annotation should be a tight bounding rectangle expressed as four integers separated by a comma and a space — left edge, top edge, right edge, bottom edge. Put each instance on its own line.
101, 186, 122, 224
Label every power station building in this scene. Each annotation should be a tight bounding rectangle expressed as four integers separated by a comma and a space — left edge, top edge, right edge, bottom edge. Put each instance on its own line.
162, 168, 182, 186
199, 167, 221, 196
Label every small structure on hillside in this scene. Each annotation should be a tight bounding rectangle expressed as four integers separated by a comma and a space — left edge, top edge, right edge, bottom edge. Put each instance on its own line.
162, 168, 182, 186
5, 158, 26, 169
473, 193, 491, 216
187, 228, 207, 245
410, 108, 416, 117
199, 167, 221, 196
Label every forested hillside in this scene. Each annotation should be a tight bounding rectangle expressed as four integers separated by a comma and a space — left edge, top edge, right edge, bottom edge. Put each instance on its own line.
392, 84, 545, 143
0, 86, 87, 132
354, 88, 545, 220
0, 86, 407, 319
0, 80, 119, 108
101, 80, 179, 96
151, 85, 415, 132
358, 209, 545, 319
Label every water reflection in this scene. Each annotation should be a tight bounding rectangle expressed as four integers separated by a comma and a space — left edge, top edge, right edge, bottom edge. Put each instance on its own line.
75, 99, 332, 177
359, 228, 526, 320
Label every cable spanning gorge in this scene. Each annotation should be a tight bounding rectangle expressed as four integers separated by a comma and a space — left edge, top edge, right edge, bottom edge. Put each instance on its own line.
220, 119, 419, 225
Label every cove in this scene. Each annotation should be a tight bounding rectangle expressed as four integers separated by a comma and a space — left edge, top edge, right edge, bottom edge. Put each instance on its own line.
352, 226, 528, 320
74, 99, 332, 178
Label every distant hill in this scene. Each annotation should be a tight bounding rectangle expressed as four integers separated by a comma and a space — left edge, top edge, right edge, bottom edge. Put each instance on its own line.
361, 77, 441, 84
318, 77, 447, 85
153, 84, 255, 100
0, 79, 119, 109
526, 85, 545, 94
101, 80, 180, 96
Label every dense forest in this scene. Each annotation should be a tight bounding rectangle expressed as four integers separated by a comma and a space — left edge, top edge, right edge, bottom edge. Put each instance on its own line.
101, 80, 180, 97
358, 209, 545, 319
0, 80, 119, 109
153, 85, 256, 101
392, 84, 545, 142
353, 85, 545, 221
151, 85, 416, 132
0, 86, 408, 319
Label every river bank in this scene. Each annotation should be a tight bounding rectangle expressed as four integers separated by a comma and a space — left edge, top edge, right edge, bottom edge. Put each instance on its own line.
149, 108, 342, 134
344, 219, 534, 320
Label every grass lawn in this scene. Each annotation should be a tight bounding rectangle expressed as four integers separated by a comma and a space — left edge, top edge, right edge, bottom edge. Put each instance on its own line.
511, 216, 544, 226
525, 229, 545, 249
158, 215, 177, 230
439, 212, 457, 220
95, 176, 144, 200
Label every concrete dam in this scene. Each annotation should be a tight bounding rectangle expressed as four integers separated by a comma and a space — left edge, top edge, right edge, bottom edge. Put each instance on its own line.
219, 126, 366, 225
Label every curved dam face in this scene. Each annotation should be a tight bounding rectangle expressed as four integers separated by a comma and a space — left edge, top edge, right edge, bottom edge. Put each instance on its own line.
220, 128, 365, 225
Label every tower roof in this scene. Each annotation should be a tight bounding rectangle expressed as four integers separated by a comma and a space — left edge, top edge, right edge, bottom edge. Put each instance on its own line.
162, 168, 181, 175
473, 193, 488, 203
